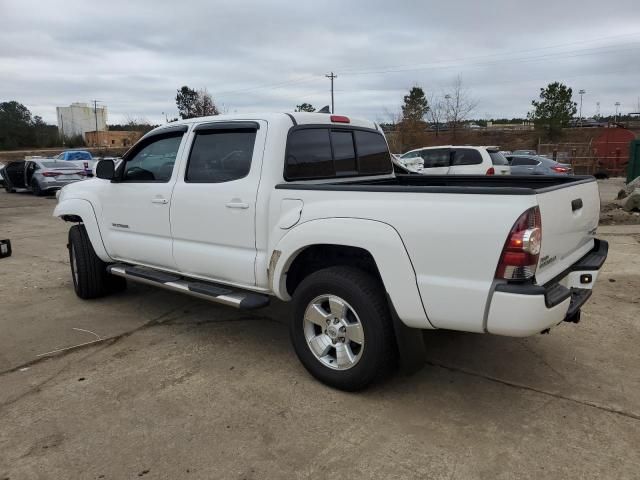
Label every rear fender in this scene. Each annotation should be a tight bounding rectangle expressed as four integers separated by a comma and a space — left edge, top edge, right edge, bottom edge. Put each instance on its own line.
53, 198, 112, 262
272, 218, 432, 330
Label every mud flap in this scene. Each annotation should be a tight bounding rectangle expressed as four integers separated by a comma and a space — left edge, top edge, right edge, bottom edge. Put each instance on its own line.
386, 293, 427, 375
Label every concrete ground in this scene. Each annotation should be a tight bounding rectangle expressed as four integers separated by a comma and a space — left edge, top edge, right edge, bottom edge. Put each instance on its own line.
1, 185, 639, 479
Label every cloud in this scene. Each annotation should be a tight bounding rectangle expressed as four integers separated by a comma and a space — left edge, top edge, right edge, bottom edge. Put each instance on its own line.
1, 0, 639, 124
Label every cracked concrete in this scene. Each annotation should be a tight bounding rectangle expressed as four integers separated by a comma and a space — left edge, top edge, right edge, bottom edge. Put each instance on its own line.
1, 187, 639, 479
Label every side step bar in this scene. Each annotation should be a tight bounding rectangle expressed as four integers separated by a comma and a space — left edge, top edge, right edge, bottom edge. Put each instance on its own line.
107, 264, 270, 310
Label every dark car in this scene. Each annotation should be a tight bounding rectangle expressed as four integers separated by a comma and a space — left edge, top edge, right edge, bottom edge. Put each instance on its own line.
506, 154, 573, 175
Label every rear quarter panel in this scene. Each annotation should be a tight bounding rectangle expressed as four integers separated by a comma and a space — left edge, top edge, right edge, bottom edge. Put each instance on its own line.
269, 187, 537, 333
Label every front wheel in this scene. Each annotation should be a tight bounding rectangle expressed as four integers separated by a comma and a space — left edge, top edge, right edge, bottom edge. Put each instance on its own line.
68, 224, 126, 299
290, 266, 397, 391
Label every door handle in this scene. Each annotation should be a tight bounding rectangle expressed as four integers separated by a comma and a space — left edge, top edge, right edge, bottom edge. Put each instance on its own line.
226, 201, 249, 209
151, 198, 168, 204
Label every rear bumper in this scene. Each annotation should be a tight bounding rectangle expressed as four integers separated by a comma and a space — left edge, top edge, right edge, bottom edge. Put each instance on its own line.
486, 239, 608, 336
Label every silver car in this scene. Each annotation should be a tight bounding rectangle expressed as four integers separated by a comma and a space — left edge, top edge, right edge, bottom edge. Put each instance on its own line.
1, 159, 89, 195
506, 154, 573, 175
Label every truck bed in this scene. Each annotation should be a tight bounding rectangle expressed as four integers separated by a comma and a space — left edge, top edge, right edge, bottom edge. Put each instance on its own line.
276, 174, 596, 195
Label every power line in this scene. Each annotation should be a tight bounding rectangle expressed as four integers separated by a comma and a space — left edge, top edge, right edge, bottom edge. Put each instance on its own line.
213, 36, 640, 99
337, 31, 640, 75
340, 43, 640, 77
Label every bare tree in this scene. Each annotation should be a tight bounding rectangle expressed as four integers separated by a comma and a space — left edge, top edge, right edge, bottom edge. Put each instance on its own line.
427, 94, 445, 137
444, 76, 477, 140
379, 107, 404, 152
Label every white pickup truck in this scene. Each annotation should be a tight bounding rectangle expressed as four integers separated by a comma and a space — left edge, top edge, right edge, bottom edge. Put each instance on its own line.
54, 112, 608, 390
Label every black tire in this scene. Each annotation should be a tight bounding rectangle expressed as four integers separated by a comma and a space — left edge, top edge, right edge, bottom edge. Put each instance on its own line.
4, 183, 15, 193
290, 266, 397, 391
68, 224, 125, 298
31, 179, 45, 196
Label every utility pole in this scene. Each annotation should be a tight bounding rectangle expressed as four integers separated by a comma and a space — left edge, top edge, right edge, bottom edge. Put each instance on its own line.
325, 72, 337, 113
578, 89, 585, 127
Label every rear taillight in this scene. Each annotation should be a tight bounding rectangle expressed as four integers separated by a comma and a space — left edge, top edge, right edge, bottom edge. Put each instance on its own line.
42, 171, 61, 177
486, 167, 495, 175
551, 166, 569, 173
495, 206, 542, 281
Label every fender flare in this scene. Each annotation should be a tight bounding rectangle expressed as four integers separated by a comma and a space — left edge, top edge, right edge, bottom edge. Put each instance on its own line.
272, 217, 432, 330
53, 198, 112, 262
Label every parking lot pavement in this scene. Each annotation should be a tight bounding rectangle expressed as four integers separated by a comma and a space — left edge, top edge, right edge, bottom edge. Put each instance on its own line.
1, 190, 639, 479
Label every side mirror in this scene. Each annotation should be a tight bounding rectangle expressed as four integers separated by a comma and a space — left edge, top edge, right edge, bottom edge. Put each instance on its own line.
96, 159, 115, 180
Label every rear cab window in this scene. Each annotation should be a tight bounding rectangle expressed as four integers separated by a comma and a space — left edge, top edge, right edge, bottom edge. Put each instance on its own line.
285, 126, 392, 180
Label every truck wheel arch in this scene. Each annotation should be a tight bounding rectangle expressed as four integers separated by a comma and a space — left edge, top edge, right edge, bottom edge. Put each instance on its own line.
271, 218, 432, 330
53, 198, 112, 263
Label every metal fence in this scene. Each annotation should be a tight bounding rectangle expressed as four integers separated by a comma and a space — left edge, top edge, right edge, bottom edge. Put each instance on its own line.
538, 140, 630, 176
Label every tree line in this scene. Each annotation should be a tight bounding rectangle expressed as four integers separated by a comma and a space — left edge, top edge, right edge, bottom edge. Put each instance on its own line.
0, 80, 615, 150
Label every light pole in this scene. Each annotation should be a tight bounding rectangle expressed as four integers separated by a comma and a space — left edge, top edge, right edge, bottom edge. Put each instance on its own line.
614, 102, 621, 123
578, 89, 585, 127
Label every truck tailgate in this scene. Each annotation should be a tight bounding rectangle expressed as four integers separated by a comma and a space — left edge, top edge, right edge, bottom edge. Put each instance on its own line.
534, 179, 600, 285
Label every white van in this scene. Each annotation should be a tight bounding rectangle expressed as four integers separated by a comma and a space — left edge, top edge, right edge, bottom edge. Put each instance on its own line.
397, 146, 511, 175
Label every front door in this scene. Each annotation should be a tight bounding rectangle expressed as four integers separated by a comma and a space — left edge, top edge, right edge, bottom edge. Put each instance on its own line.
99, 127, 188, 270
170, 121, 266, 286
4, 161, 26, 189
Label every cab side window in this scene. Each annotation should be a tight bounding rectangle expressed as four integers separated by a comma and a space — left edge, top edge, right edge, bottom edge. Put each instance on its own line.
186, 128, 257, 183
122, 134, 184, 182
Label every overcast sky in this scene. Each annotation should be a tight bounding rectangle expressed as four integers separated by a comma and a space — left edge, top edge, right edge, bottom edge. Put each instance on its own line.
1, 0, 639, 125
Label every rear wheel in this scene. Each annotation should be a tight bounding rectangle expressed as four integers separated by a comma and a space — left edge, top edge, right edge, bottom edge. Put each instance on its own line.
68, 224, 126, 299
290, 266, 396, 391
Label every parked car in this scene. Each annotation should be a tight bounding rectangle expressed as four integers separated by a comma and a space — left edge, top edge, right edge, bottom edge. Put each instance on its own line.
506, 154, 573, 175
54, 150, 93, 161
54, 112, 606, 390
2, 159, 89, 195
512, 149, 537, 156
53, 150, 96, 174
398, 146, 510, 175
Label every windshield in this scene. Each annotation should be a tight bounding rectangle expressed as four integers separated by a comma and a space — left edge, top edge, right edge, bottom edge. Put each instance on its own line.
489, 151, 509, 165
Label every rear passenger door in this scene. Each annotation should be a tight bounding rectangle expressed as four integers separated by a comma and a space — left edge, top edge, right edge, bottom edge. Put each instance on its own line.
419, 148, 450, 175
170, 121, 266, 287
